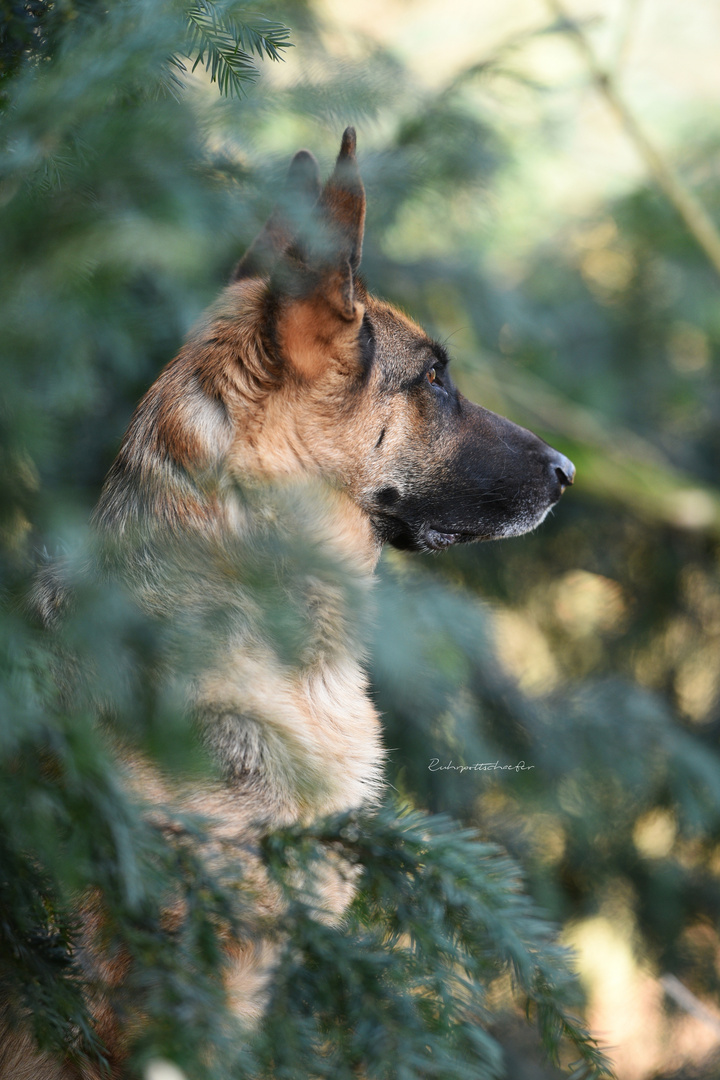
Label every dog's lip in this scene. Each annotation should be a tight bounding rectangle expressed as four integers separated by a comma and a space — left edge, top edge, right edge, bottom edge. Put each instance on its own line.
370, 509, 485, 551
424, 528, 461, 550
422, 527, 483, 551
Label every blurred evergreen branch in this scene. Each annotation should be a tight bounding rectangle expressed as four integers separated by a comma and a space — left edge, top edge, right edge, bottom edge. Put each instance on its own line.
0, 0, 97, 86
0, 0, 292, 101
256, 805, 612, 1080
0, 0, 613, 1047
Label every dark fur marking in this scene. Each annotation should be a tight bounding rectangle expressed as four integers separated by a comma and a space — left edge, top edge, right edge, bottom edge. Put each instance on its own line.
258, 287, 286, 378
358, 312, 375, 379
375, 486, 399, 507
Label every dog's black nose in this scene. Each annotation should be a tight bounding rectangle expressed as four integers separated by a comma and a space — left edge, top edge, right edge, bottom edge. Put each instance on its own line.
551, 452, 575, 493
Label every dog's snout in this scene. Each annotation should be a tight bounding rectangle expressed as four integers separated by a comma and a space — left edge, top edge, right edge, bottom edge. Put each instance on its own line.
550, 451, 575, 493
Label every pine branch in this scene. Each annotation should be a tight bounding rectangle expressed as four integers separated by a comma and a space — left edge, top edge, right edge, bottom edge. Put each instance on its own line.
261, 805, 615, 1079
182, 1, 292, 97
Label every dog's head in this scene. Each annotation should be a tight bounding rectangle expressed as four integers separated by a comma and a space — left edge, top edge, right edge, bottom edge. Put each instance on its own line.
228, 128, 574, 554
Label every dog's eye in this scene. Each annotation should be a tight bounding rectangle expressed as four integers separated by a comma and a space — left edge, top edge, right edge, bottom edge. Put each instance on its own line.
425, 365, 447, 393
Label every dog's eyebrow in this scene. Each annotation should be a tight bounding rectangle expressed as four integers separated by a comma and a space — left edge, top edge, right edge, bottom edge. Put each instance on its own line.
429, 341, 449, 365
408, 337, 448, 366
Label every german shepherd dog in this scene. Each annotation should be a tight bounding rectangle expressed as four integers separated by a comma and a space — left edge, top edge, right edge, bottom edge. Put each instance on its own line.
2, 129, 574, 1077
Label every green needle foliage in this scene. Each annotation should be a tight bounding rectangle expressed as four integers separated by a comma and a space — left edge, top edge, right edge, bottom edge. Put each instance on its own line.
0, 0, 611, 1070
4, 0, 720, 1077
0, 0, 293, 96
258, 806, 609, 1080
183, 1, 293, 97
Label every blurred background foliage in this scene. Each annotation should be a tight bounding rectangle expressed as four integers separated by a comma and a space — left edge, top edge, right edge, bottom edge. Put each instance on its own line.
2, 0, 720, 1077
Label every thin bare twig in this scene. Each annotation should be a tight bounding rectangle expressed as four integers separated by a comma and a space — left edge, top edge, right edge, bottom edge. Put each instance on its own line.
546, 0, 720, 281
610, 0, 643, 77
660, 974, 720, 1037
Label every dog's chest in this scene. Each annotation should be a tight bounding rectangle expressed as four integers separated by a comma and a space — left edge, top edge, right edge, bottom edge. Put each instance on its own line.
196, 641, 385, 826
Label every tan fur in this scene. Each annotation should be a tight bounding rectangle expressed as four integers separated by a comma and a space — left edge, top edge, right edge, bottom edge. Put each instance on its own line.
6, 129, 575, 1076
0, 1035, 75, 1080
278, 293, 364, 381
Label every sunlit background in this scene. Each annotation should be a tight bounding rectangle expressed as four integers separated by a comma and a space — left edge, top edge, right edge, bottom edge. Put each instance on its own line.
2, 0, 720, 1076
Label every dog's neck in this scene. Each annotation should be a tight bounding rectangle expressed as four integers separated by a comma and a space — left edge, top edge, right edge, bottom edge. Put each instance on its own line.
227, 476, 381, 577
323, 491, 382, 575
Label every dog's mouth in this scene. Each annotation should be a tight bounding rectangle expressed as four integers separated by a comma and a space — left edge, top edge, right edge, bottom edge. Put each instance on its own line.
367, 460, 574, 552
371, 512, 483, 553
371, 499, 561, 552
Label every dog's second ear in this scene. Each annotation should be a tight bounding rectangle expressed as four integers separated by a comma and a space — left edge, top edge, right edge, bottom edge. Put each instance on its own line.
277, 127, 365, 318
233, 149, 322, 282
273, 128, 367, 379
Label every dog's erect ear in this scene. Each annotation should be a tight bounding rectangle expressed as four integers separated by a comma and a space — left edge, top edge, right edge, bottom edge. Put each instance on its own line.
232, 150, 322, 282
270, 129, 368, 380
317, 126, 365, 282
276, 127, 366, 322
